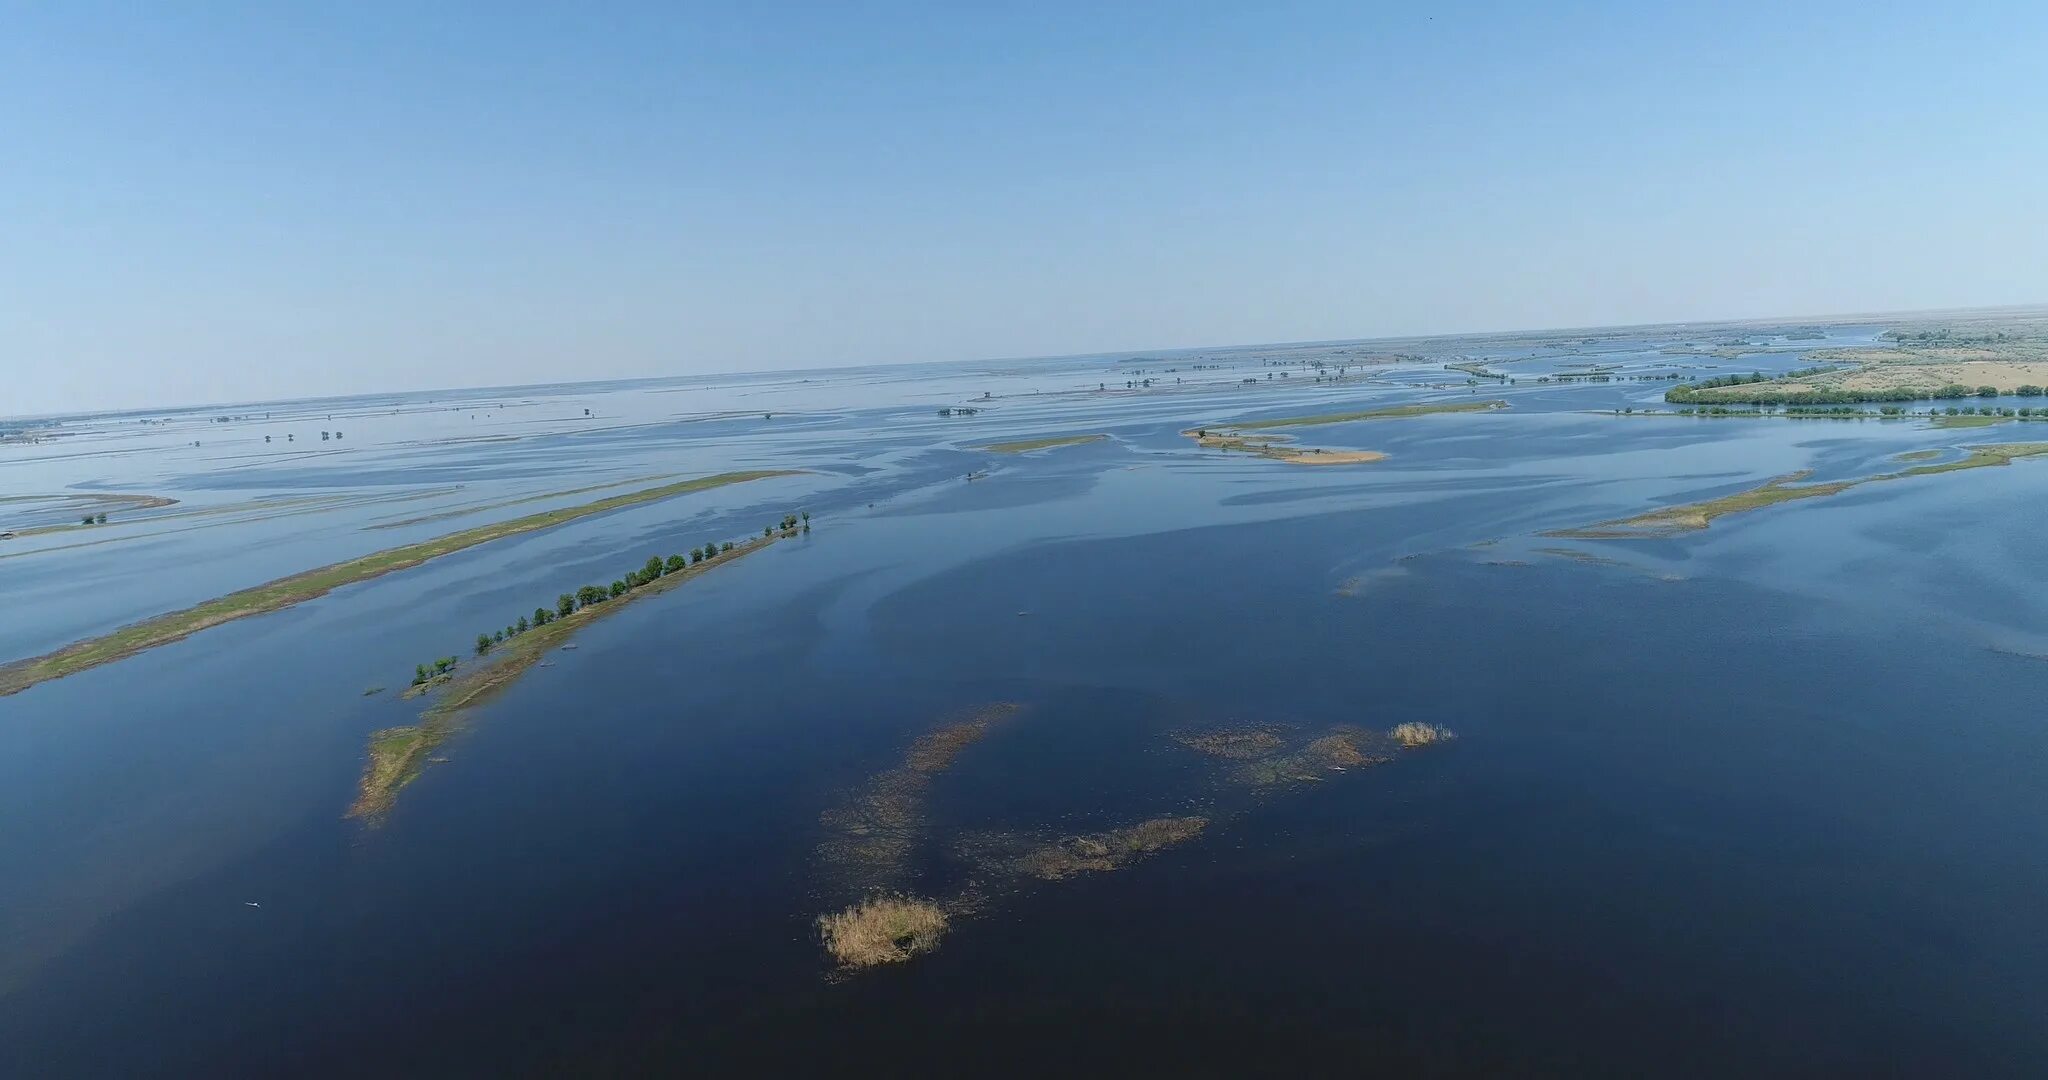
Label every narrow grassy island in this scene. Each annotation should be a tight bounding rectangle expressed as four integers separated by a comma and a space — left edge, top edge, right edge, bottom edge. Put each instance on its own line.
0, 470, 797, 698
351, 515, 810, 821
1181, 399, 1505, 465
1221, 399, 1509, 430
1548, 443, 2048, 538
979, 433, 1107, 454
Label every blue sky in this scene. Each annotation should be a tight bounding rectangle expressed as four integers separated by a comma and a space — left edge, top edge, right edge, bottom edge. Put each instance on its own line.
4, 1, 2045, 413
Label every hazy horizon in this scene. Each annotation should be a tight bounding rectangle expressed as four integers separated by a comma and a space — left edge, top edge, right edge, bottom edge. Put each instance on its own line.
14, 300, 2046, 422
7, 2, 2046, 415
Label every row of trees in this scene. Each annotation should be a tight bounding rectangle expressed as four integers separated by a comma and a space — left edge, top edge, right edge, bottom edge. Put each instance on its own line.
1668, 403, 2048, 419
442, 512, 812, 669
411, 655, 459, 687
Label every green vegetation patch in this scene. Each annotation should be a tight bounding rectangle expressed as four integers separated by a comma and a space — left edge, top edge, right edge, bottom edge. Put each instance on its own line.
979, 433, 1107, 454
0, 470, 797, 698
1893, 449, 1943, 462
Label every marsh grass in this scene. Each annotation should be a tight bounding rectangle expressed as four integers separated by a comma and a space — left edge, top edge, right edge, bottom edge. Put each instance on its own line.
1390, 722, 1456, 748
818, 896, 949, 969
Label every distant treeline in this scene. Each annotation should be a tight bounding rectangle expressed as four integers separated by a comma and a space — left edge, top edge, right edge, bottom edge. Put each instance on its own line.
1663, 365, 2042, 406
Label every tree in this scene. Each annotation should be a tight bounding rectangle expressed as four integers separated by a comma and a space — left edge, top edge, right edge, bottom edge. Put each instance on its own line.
666, 554, 687, 574
534, 607, 551, 626
495, 629, 506, 643
801, 511, 810, 524
764, 525, 774, 537
80, 515, 94, 526
1978, 385, 1999, 398
413, 664, 429, 686
436, 657, 455, 675
558, 593, 576, 617
516, 615, 530, 633
2020, 385, 2044, 397
609, 580, 627, 598
95, 513, 107, 524
577, 585, 605, 608
644, 556, 665, 581
690, 549, 703, 564
721, 541, 733, 552
477, 633, 495, 655
703, 542, 719, 561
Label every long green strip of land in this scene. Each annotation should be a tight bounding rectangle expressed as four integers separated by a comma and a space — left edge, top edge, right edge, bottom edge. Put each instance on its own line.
350, 528, 790, 820
0, 470, 798, 697
1223, 399, 1507, 431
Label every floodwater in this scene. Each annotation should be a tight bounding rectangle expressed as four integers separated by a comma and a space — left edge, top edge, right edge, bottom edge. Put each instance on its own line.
7, 322, 2048, 1075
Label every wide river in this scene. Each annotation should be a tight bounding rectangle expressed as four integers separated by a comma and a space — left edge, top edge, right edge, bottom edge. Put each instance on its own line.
6, 323, 2048, 1075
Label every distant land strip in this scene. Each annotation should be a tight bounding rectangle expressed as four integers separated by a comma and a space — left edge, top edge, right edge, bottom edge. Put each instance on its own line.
1221, 399, 1508, 430
1545, 443, 2048, 538
0, 470, 799, 697
979, 434, 1106, 454
364, 474, 669, 530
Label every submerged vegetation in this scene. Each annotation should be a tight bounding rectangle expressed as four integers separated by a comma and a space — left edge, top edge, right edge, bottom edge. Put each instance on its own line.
810, 707, 1461, 976
815, 703, 1024, 894
1007, 817, 1210, 881
0, 471, 798, 698
1175, 728, 1285, 760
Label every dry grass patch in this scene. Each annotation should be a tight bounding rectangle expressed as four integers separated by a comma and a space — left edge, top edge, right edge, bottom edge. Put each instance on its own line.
818, 896, 949, 969
1390, 722, 1456, 748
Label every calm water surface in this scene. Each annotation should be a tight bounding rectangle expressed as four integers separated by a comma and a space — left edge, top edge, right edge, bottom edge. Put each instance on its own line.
6, 323, 2047, 1076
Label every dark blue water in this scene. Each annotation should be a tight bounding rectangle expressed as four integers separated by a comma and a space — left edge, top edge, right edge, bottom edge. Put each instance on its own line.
6, 322, 2048, 1076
